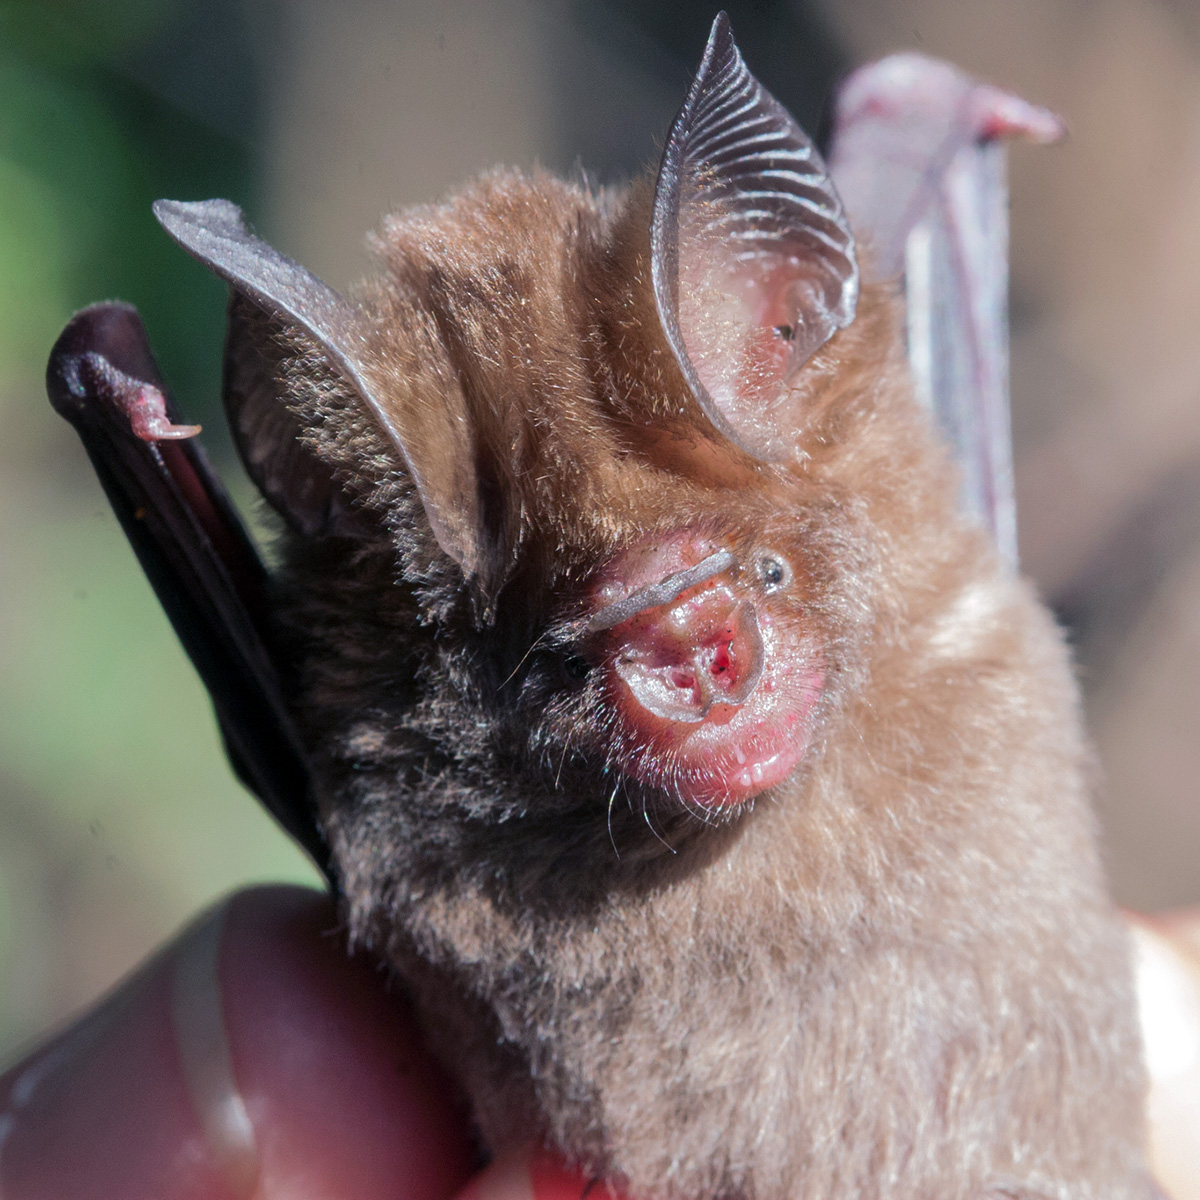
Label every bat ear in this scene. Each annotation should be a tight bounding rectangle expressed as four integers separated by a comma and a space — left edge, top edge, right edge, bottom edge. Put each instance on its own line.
153, 199, 486, 579
651, 12, 859, 461
219, 287, 358, 539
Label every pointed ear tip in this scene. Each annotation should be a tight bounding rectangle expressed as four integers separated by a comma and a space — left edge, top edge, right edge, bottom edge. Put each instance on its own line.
709, 10, 734, 47
152, 197, 203, 235
152, 197, 246, 228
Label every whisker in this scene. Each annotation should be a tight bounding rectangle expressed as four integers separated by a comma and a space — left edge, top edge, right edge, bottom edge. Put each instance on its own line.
498, 628, 551, 691
555, 731, 574, 789
607, 781, 621, 860
642, 798, 677, 855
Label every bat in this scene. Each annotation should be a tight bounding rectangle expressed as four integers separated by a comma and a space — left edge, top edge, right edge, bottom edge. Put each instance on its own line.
46, 15, 1154, 1198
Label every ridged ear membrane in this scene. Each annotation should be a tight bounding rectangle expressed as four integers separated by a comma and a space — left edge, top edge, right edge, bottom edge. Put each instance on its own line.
153, 199, 486, 579
651, 12, 859, 461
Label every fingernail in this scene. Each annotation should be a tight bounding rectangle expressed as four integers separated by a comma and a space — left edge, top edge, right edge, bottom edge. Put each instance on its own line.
0, 1039, 81, 1181
1130, 920, 1200, 1200
171, 899, 260, 1199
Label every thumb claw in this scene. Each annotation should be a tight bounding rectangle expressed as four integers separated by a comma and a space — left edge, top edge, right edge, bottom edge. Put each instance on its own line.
129, 385, 201, 441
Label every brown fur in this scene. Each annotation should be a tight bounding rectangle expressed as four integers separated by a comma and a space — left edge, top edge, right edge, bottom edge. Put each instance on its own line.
261, 170, 1151, 1198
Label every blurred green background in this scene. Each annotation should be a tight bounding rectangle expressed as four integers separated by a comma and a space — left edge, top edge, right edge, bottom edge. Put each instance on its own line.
0, 0, 318, 1064
3, 0, 1200, 1068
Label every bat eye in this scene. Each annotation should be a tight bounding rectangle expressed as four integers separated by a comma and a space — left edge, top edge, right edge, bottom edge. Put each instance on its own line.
773, 324, 795, 342
755, 553, 791, 593
563, 653, 592, 682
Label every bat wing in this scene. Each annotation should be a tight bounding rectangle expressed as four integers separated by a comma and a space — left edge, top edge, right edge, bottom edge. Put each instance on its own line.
46, 303, 332, 881
828, 55, 1063, 566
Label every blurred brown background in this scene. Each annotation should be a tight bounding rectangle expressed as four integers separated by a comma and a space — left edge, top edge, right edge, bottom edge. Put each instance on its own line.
1, 0, 1198, 1066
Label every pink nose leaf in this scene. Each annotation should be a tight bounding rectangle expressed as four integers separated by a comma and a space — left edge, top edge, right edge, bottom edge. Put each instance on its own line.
613, 587, 765, 724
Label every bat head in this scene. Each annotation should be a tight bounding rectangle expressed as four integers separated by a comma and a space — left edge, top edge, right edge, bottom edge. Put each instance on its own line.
153, 16, 943, 881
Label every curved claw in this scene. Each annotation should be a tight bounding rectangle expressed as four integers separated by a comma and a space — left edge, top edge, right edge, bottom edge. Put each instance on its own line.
45, 302, 330, 878
128, 383, 202, 442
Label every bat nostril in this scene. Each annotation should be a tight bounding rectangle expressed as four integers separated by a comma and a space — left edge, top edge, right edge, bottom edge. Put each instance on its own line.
616, 655, 707, 722
669, 666, 698, 691
699, 602, 764, 708
710, 643, 733, 676
615, 598, 765, 723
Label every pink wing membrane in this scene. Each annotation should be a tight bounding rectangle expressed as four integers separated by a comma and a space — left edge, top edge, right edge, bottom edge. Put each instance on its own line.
829, 55, 1063, 566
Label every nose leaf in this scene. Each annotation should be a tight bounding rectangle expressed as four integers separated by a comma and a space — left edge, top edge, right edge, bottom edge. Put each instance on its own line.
613, 587, 766, 724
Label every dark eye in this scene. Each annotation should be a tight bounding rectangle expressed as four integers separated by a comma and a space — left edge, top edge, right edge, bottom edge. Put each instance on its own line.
773, 324, 795, 341
756, 553, 791, 592
563, 653, 592, 681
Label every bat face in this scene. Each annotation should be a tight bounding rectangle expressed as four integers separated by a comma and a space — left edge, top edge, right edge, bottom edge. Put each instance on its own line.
153, 18, 889, 841
248, 179, 884, 866
57, 13, 1150, 1199
265, 172, 913, 856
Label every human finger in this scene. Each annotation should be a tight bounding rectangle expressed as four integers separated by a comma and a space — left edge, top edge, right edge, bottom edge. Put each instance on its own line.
0, 884, 476, 1200
1129, 908, 1200, 1200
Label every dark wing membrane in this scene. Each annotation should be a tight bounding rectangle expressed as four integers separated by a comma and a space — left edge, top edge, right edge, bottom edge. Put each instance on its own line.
651, 11, 858, 460
829, 54, 1063, 565
46, 303, 332, 881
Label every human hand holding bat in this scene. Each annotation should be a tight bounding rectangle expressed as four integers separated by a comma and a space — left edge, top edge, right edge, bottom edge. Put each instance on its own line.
1, 891, 1196, 1199
37, 14, 1172, 1198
